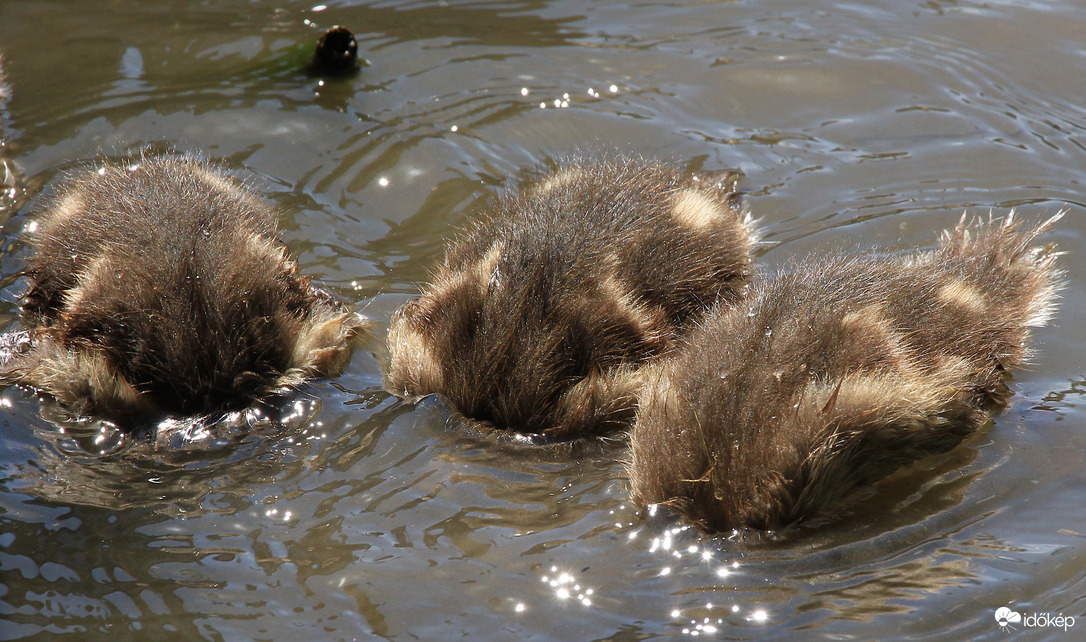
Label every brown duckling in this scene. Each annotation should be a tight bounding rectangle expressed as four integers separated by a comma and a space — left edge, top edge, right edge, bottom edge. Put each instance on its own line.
387, 156, 757, 440
0, 155, 370, 424
629, 214, 1062, 533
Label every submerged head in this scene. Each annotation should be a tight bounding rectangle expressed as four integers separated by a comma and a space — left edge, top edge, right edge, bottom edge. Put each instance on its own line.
0, 155, 370, 424
628, 213, 1063, 533
387, 156, 757, 439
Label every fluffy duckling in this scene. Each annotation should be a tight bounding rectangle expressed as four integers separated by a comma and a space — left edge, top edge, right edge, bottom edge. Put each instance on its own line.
0, 156, 370, 424
387, 157, 757, 440
629, 214, 1062, 532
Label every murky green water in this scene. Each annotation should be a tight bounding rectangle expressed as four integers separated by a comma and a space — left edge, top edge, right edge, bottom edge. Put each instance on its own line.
2, 0, 1085, 639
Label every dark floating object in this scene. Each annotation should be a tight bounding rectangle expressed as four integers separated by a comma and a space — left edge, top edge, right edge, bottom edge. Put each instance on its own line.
628, 214, 1063, 534
0, 155, 371, 426
313, 25, 358, 73
386, 156, 757, 441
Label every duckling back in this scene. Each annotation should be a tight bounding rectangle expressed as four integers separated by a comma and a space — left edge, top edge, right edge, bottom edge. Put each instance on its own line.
387, 156, 757, 440
629, 214, 1062, 532
1, 156, 369, 421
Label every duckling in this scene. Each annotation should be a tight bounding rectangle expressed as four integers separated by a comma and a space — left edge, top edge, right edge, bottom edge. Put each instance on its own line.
628, 214, 1062, 533
0, 155, 370, 424
387, 156, 757, 440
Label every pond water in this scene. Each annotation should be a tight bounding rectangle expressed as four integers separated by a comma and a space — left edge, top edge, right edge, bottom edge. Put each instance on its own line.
2, 0, 1086, 639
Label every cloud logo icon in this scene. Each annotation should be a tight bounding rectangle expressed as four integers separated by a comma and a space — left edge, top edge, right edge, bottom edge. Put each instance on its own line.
995, 607, 1022, 631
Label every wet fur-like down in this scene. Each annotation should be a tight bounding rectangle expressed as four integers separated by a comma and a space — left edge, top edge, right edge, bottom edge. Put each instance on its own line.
628, 214, 1062, 533
0, 156, 370, 423
387, 157, 757, 440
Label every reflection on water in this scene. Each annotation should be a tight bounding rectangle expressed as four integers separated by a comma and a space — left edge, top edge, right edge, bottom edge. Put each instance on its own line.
1, 391, 332, 514
2, 0, 1086, 639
